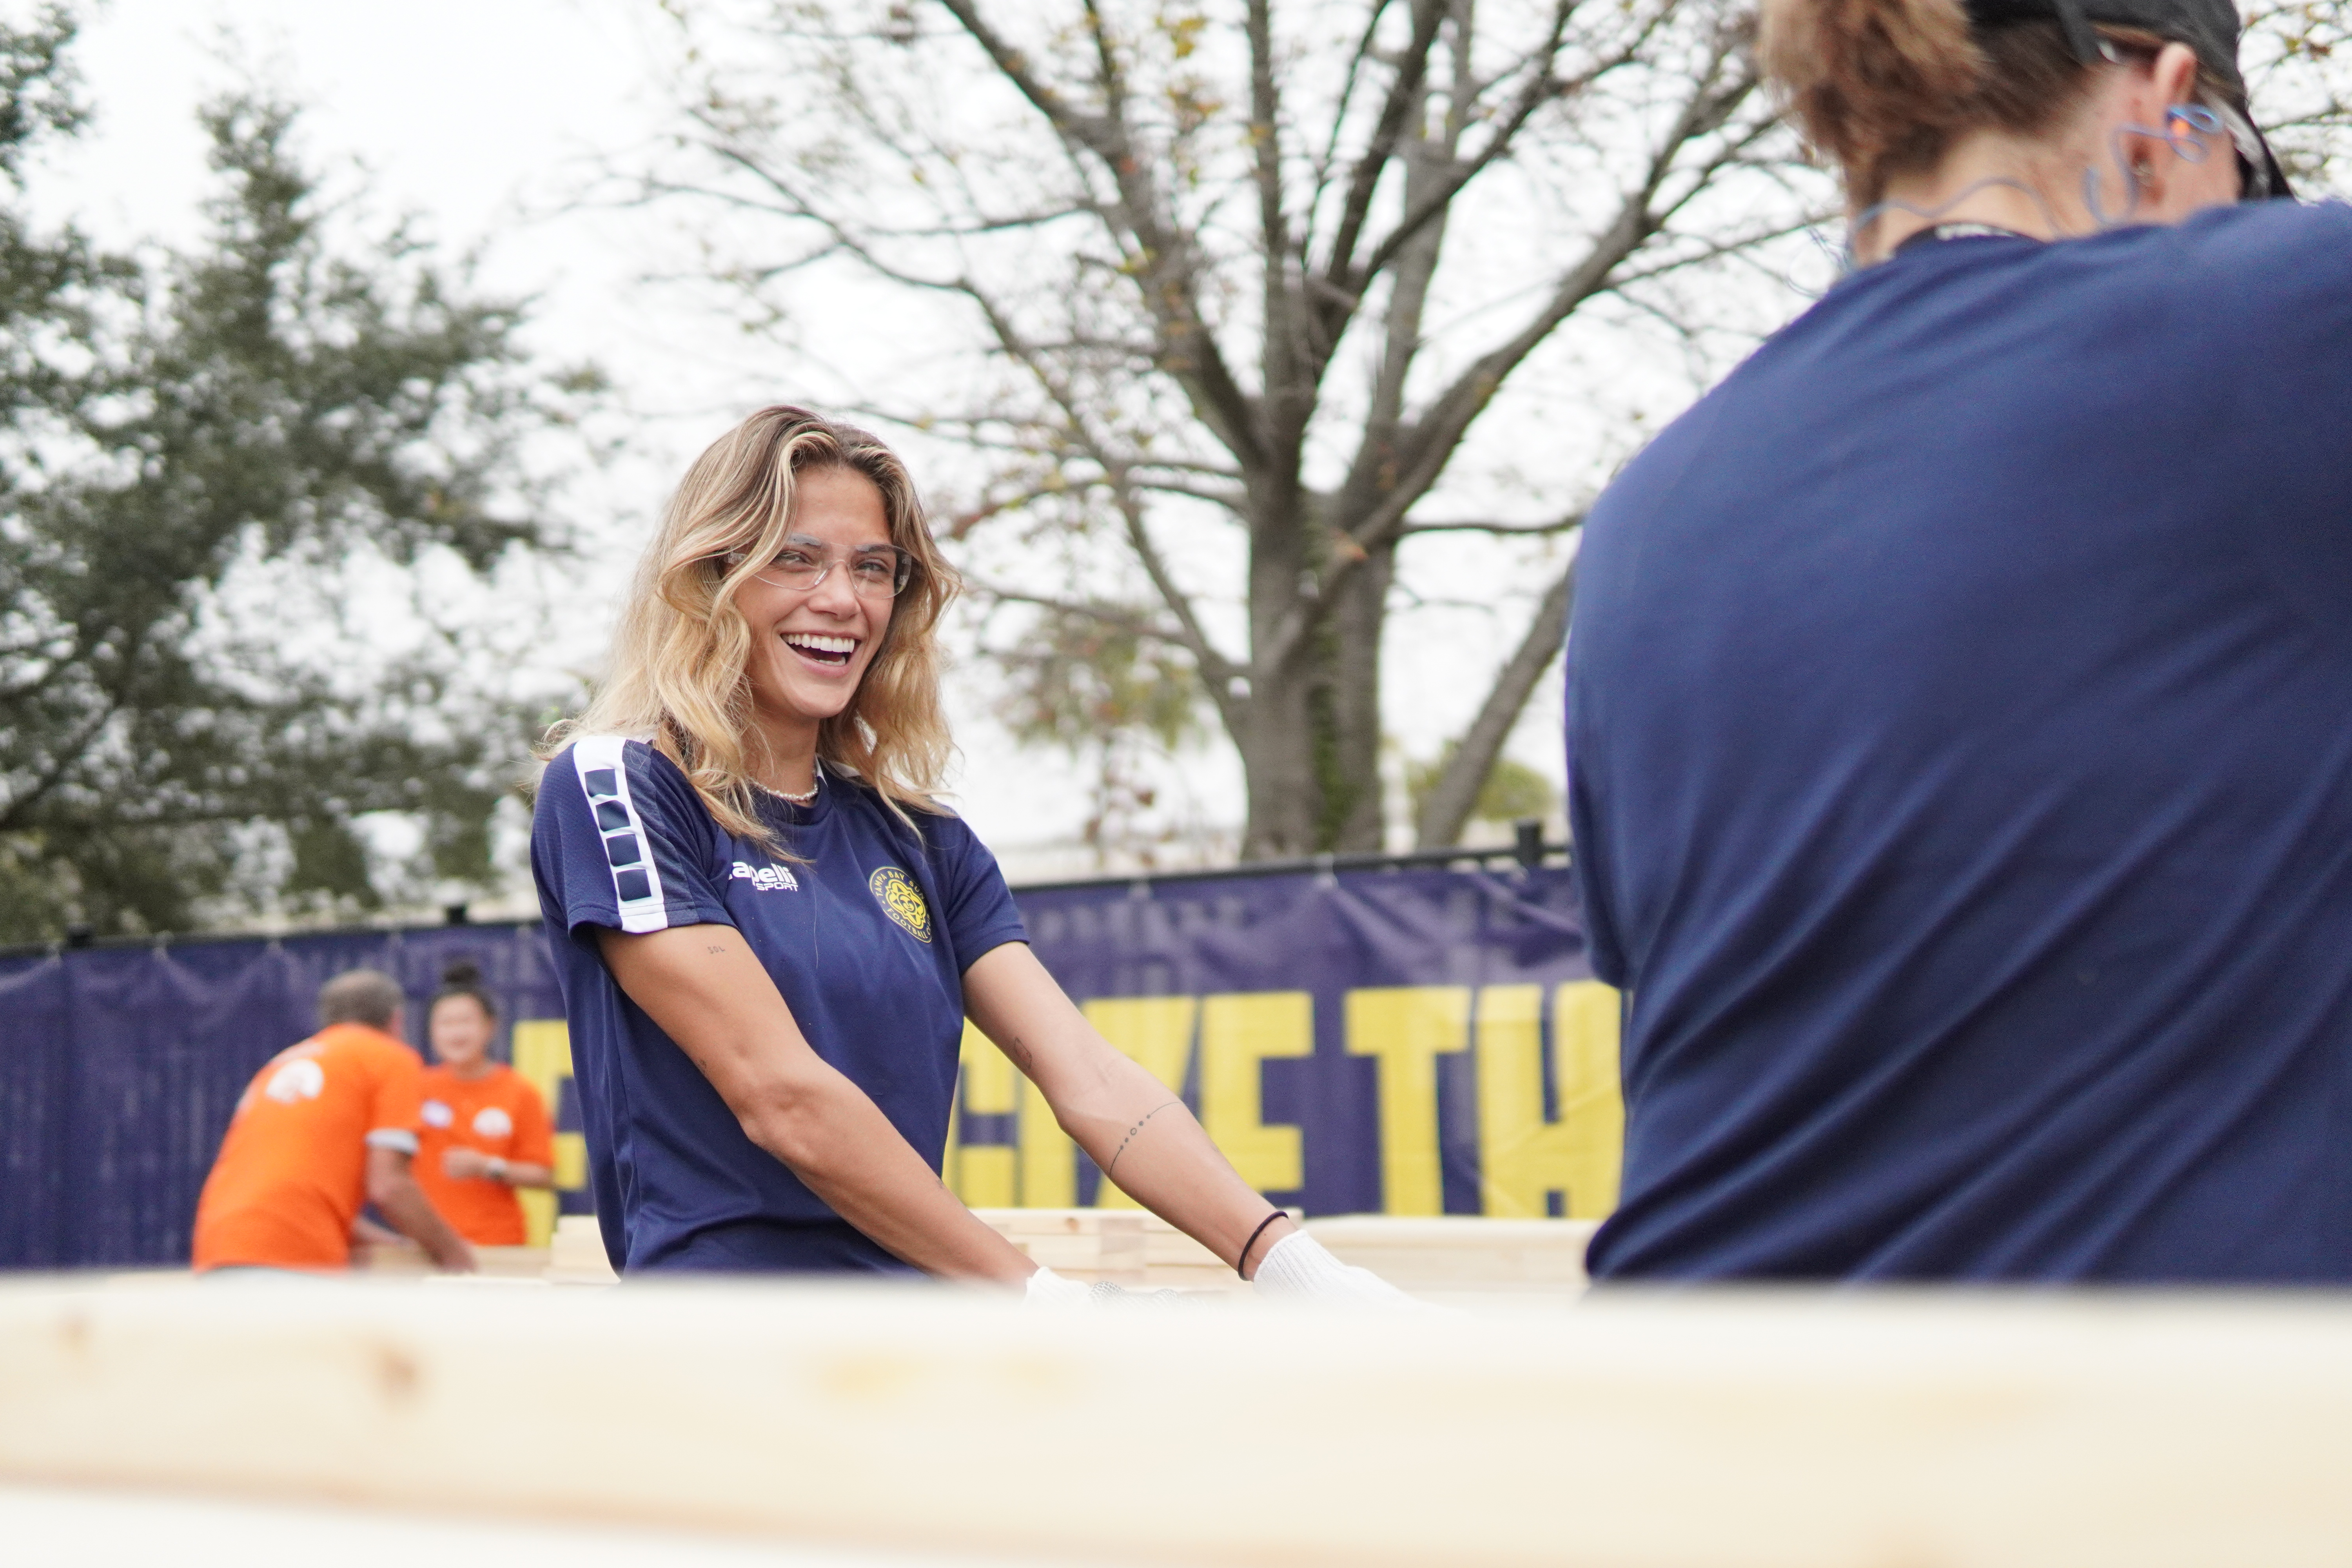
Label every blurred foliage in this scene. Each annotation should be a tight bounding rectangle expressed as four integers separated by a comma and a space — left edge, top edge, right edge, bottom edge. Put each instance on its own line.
1406, 744, 1557, 829
995, 608, 1202, 756
994, 605, 1205, 864
0, 13, 596, 944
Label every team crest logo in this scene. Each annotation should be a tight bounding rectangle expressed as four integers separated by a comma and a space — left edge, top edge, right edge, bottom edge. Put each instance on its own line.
868, 865, 932, 943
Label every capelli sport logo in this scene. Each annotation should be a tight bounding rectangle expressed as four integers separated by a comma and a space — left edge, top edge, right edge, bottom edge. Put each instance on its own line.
868, 865, 932, 943
731, 860, 800, 893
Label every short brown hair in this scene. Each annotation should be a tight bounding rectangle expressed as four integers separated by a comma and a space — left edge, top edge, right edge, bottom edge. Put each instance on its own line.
317, 969, 404, 1030
1760, 0, 2242, 207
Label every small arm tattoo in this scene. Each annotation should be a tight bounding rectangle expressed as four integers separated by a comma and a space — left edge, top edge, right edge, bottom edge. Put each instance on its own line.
1003, 1035, 1035, 1073
1103, 1100, 1181, 1183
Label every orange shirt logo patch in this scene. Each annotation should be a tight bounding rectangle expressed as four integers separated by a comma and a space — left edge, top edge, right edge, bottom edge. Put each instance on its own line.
263, 1058, 325, 1104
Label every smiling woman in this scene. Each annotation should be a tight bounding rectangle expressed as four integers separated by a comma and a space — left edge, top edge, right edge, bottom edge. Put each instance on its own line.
527, 407, 1408, 1299
559, 408, 958, 838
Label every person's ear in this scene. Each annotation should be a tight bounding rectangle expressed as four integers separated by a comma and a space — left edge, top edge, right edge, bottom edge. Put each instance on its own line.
2135, 43, 2243, 213
2150, 42, 2202, 112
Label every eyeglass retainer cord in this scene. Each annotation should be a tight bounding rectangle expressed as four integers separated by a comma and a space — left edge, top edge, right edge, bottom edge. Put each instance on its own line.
1844, 106, 2226, 270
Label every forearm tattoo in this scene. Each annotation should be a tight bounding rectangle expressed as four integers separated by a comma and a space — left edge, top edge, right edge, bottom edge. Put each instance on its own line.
1103, 1100, 1181, 1183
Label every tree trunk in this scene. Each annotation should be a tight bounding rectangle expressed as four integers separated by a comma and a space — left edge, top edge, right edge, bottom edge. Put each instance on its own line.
1323, 534, 1394, 851
1240, 483, 1325, 858
1239, 662, 1322, 859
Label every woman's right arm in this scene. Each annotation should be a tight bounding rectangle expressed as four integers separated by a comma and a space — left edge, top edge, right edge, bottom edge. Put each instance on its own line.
594, 922, 1036, 1284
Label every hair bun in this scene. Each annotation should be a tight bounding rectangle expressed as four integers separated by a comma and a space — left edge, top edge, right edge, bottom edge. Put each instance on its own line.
1761, 0, 1986, 198
440, 957, 485, 987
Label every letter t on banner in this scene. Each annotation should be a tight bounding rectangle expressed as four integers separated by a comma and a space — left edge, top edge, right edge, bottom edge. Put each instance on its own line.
947, 1021, 1018, 1207
1347, 987, 1472, 1216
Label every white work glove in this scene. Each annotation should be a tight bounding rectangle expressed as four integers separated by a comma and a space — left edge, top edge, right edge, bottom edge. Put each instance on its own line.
1025, 1265, 1195, 1308
1249, 1231, 1423, 1308
1024, 1265, 1097, 1307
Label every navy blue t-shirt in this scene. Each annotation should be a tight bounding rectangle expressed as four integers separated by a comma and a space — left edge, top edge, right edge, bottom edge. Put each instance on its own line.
532, 736, 1027, 1273
1568, 201, 2352, 1283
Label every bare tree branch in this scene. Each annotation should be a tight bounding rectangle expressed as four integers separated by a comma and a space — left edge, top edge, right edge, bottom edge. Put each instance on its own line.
1317, 0, 1450, 289
1401, 512, 1587, 536
1348, 49, 1756, 556
1415, 555, 1577, 848
967, 583, 1190, 646
636, 0, 1842, 860
938, 0, 1268, 467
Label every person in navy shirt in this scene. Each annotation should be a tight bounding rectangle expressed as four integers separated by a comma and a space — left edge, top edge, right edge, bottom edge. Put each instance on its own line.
1568, 0, 2352, 1280
534, 405, 1405, 1301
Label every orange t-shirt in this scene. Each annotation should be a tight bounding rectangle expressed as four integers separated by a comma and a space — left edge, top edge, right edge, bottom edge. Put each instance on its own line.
191, 1022, 425, 1271
413, 1063, 555, 1246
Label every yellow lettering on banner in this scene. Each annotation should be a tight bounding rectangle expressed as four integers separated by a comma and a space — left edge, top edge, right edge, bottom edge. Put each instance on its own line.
960, 1018, 1020, 1114
1019, 1070, 1077, 1207
510, 1019, 579, 1248
1475, 986, 1557, 1217
1085, 997, 1199, 1208
1550, 980, 1624, 1217
1346, 987, 1471, 1216
1475, 982, 1623, 1218
1200, 993, 1312, 1193
947, 1020, 1017, 1207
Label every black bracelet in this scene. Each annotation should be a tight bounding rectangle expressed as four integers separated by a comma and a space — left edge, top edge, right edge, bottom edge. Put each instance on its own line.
1236, 1209, 1289, 1280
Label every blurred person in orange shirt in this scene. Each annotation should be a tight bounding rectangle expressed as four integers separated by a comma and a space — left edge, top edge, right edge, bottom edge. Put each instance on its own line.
414, 959, 554, 1247
192, 969, 475, 1274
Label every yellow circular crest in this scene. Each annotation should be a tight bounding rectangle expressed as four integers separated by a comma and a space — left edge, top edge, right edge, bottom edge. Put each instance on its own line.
867, 865, 932, 944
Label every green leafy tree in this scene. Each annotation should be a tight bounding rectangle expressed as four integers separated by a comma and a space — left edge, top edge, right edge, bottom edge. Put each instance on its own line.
0, 15, 596, 942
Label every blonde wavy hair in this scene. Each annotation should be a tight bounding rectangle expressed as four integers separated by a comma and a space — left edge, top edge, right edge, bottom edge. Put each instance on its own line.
544, 405, 960, 848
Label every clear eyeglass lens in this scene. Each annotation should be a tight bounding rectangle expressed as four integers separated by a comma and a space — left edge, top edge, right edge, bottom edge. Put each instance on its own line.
739, 547, 911, 598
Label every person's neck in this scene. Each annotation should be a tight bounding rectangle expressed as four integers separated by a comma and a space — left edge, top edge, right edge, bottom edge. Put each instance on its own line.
1858, 132, 2089, 265
749, 713, 822, 798
448, 1056, 495, 1082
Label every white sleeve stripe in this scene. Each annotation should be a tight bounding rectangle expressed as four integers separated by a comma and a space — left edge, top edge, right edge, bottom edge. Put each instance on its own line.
573, 735, 672, 934
365, 1129, 420, 1154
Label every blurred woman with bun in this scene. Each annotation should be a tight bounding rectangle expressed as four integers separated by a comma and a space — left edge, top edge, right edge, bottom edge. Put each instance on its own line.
413, 960, 555, 1248
1568, 0, 2351, 1280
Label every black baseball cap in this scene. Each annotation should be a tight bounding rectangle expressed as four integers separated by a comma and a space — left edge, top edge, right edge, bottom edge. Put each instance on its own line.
1965, 0, 2294, 197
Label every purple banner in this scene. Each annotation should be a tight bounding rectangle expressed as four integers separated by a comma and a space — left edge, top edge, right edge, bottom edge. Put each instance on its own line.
0, 865, 1621, 1269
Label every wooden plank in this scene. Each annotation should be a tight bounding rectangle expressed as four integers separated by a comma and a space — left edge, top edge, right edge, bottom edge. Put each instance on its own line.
975, 1208, 1242, 1293
0, 1478, 985, 1565
545, 1216, 617, 1285
5, 1279, 2352, 1565
1305, 1216, 1595, 1305
359, 1244, 550, 1280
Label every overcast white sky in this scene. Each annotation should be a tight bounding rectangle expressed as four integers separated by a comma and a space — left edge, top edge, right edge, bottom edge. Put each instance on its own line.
20, 0, 1633, 879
